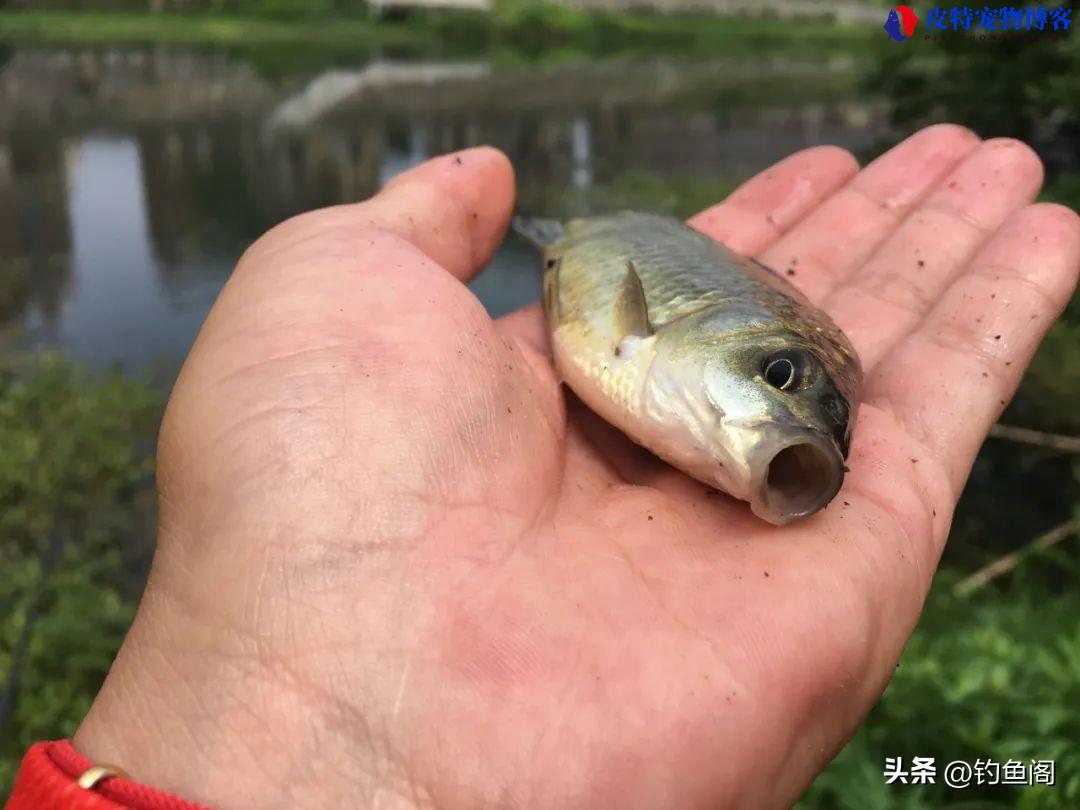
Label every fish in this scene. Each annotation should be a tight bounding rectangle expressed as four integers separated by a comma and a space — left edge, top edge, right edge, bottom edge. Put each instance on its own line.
514, 211, 862, 525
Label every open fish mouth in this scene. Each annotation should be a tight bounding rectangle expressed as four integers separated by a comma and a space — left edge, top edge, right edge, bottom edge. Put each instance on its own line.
750, 436, 845, 525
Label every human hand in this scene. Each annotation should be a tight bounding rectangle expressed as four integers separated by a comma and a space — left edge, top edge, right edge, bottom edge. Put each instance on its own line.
75, 127, 1079, 809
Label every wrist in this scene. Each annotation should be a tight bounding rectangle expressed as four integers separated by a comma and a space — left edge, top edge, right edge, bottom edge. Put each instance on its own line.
72, 604, 263, 806
72, 593, 415, 809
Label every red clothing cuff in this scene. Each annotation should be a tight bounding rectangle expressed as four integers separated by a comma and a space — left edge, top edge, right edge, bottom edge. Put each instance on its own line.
5, 740, 209, 810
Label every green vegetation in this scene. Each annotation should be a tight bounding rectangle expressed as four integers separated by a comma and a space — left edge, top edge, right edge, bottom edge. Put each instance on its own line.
489, 2, 873, 59
0, 355, 157, 556
865, 19, 1079, 164
0, 543, 136, 792
0, 356, 159, 795
0, 4, 875, 64
0, 9, 439, 48
800, 571, 1080, 809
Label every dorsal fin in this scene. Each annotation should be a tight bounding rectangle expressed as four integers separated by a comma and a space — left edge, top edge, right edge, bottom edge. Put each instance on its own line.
512, 216, 566, 249
612, 259, 653, 341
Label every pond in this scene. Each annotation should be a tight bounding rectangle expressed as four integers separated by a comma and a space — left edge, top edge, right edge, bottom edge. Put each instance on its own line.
0, 47, 884, 379
0, 36, 1076, 568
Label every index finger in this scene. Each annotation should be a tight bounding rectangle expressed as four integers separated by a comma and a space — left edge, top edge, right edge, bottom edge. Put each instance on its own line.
689, 145, 859, 255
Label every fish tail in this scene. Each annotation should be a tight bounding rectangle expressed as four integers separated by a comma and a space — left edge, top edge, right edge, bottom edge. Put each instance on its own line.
512, 216, 566, 248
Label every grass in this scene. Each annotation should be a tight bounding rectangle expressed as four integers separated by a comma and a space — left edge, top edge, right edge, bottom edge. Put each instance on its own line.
800, 568, 1080, 809
0, 10, 436, 48
0, 356, 159, 796
0, 6, 876, 59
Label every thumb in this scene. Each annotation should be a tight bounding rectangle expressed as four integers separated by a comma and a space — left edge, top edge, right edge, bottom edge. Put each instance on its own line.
377, 146, 516, 281
240, 145, 516, 283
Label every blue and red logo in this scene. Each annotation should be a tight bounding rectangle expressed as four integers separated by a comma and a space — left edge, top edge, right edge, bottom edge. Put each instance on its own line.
884, 6, 919, 40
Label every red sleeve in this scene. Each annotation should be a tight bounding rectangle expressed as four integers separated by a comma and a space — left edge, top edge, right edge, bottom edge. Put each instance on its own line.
5, 740, 209, 810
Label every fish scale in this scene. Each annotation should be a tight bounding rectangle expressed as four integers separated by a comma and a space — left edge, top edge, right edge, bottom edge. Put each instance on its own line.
547, 214, 857, 393
560, 214, 775, 325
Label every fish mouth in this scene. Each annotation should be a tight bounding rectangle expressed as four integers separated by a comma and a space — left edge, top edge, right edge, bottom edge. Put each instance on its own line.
750, 435, 845, 525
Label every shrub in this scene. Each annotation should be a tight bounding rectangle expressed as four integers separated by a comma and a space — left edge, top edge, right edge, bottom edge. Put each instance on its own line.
0, 355, 159, 796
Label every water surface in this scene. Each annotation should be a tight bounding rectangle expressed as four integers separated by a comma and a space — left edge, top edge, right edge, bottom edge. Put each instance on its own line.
0, 47, 885, 379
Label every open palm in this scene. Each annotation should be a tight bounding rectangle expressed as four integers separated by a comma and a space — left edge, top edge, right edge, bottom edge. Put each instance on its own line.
76, 126, 1079, 810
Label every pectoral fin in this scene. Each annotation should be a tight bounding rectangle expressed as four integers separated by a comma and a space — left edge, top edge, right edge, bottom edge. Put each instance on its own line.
612, 259, 653, 341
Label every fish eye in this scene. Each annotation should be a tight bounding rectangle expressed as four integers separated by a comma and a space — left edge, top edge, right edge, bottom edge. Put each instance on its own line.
762, 349, 813, 391
764, 358, 796, 390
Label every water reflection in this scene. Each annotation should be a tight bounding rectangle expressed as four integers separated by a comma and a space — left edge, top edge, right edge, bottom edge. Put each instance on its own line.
0, 47, 890, 376
0, 134, 72, 327
46, 137, 233, 371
